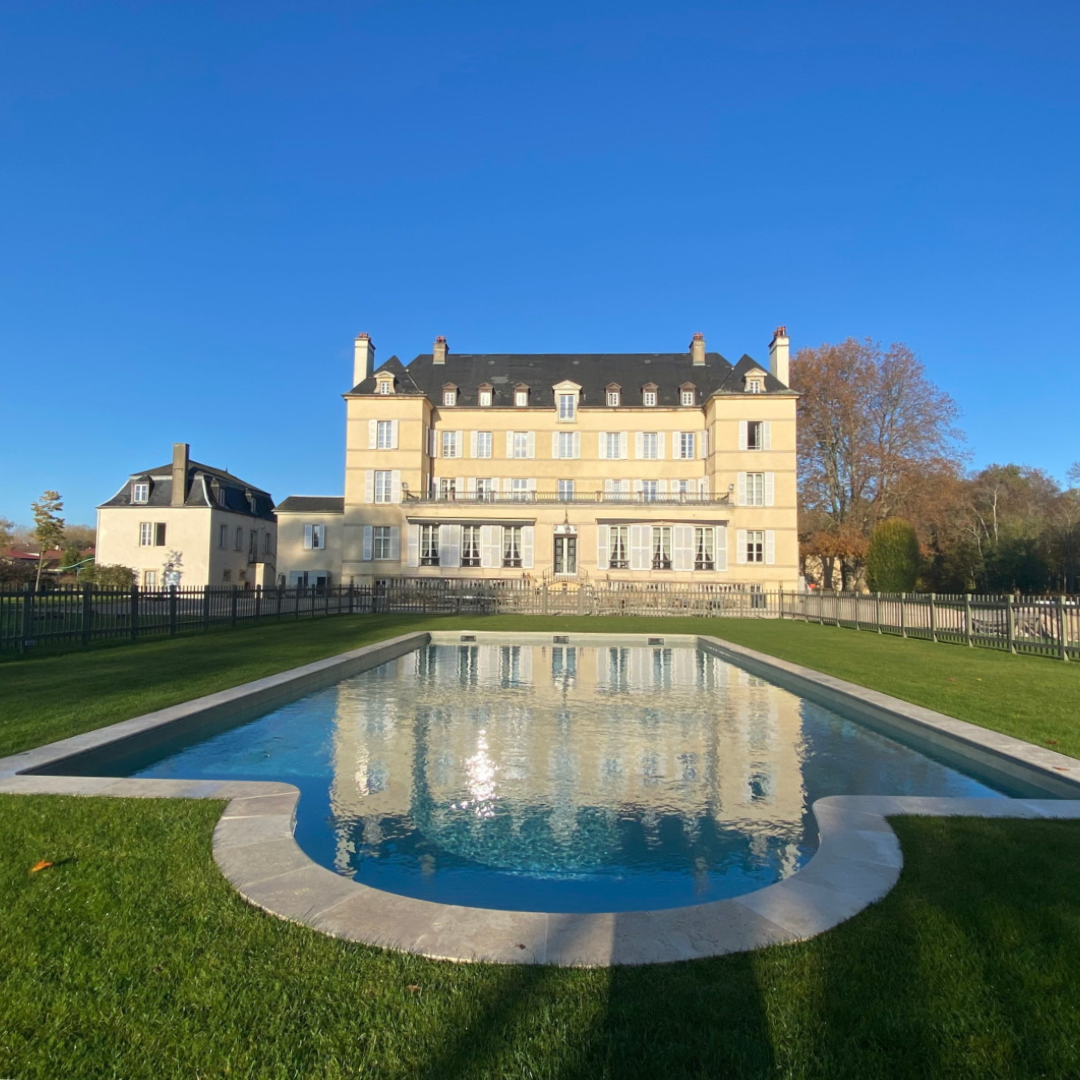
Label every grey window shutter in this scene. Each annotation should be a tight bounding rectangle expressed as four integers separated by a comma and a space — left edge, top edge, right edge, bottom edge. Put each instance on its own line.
765, 530, 776, 565
715, 526, 728, 570
738, 421, 748, 451
765, 472, 775, 507
362, 525, 373, 561
672, 526, 694, 571
597, 524, 609, 570
406, 525, 419, 567
736, 529, 747, 565
389, 527, 401, 561
364, 470, 374, 503
369, 419, 378, 449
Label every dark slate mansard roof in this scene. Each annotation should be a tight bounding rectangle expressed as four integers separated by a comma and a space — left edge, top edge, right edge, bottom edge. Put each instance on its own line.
348, 349, 789, 406
275, 496, 345, 515
99, 461, 276, 521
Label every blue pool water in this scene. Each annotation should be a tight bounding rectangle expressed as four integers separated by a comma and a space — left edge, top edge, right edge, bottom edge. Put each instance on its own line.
128, 643, 1012, 912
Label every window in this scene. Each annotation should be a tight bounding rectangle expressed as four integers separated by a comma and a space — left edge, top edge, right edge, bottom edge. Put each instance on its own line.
441, 431, 460, 458
607, 388, 620, 407
139, 522, 165, 546
372, 526, 392, 559
303, 524, 326, 550
681, 389, 695, 406
461, 525, 481, 567
131, 482, 149, 504
746, 530, 765, 563
511, 431, 529, 459
443, 388, 457, 406
745, 473, 765, 506
651, 526, 672, 570
374, 471, 393, 503
143, 570, 157, 589
223, 569, 232, 582
234, 527, 243, 551
673, 479, 691, 499
502, 526, 523, 567
557, 479, 574, 501
249, 530, 258, 560
643, 389, 657, 407
439, 477, 457, 501
474, 431, 492, 458
479, 389, 492, 407
641, 480, 659, 502
376, 378, 393, 395
476, 478, 495, 501
420, 524, 440, 566
555, 431, 576, 459
747, 420, 764, 450
510, 478, 530, 501
554, 534, 577, 574
603, 432, 623, 459
678, 432, 696, 459
558, 394, 577, 421
641, 432, 659, 460
376, 421, 394, 449
609, 525, 629, 569
746, 377, 763, 394
694, 527, 715, 571
263, 532, 271, 554
219, 524, 227, 549
604, 478, 629, 499
515, 388, 529, 407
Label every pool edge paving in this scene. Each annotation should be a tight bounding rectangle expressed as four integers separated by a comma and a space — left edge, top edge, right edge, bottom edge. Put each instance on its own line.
3, 629, 1080, 968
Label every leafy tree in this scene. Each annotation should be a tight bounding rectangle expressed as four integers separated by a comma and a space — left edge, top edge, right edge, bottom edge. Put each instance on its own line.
0, 517, 13, 552
866, 518, 921, 592
31, 491, 65, 593
63, 524, 96, 550
793, 338, 962, 588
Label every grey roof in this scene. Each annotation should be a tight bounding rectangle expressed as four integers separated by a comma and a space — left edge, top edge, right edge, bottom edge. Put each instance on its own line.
275, 496, 345, 515
99, 460, 275, 520
347, 349, 790, 406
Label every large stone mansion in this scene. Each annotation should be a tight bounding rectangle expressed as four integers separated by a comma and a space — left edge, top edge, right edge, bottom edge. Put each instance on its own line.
274, 329, 799, 590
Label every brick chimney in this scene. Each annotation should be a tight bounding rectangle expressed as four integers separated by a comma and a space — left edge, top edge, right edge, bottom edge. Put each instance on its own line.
353, 333, 374, 387
768, 326, 790, 386
433, 335, 448, 364
690, 333, 706, 366
171, 442, 189, 507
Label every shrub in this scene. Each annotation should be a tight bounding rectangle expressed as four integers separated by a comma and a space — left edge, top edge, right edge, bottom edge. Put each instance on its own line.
866, 519, 921, 592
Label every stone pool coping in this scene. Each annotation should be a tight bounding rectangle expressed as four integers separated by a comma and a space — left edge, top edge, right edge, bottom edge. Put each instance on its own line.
2, 629, 1079, 967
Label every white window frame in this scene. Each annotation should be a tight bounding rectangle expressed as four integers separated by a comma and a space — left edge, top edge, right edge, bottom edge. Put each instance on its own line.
438, 477, 457, 501
746, 530, 765, 563
510, 478, 530, 501
476, 478, 495, 501
420, 524, 441, 566
461, 524, 482, 566
609, 525, 629, 568
651, 526, 672, 569
303, 523, 326, 550
557, 393, 577, 421
443, 389, 457, 406
479, 389, 492, 407
641, 432, 659, 460
373, 525, 392, 560
374, 471, 393, 503
557, 479, 574, 501
641, 479, 659, 502
678, 432, 695, 460
744, 472, 766, 506
131, 482, 149, 504
502, 526, 523, 567
219, 524, 227, 548
681, 389, 695, 406
234, 526, 243, 551
376, 420, 394, 449
607, 390, 620, 407
442, 431, 460, 459
376, 378, 393, 395
515, 389, 528, 407
694, 527, 715, 571
643, 389, 657, 407
143, 570, 157, 589
475, 431, 493, 459
746, 378, 763, 394
511, 431, 530, 459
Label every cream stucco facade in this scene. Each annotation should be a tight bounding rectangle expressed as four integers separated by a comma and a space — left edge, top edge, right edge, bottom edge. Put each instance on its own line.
277, 330, 800, 590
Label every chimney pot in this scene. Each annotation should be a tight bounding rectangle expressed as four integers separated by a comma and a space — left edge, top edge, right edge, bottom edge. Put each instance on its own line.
690, 333, 706, 366
433, 336, 448, 364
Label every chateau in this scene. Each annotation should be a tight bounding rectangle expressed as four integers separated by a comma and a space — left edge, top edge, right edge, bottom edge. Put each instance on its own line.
276, 329, 799, 591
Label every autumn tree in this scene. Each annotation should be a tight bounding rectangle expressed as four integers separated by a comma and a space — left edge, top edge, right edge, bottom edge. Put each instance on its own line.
31, 491, 65, 592
0, 517, 13, 552
792, 338, 962, 588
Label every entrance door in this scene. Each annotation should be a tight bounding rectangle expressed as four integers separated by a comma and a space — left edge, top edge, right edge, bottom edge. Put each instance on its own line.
554, 535, 577, 575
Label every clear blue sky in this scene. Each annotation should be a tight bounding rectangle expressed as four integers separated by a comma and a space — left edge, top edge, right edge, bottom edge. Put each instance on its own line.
2, 0, 1077, 526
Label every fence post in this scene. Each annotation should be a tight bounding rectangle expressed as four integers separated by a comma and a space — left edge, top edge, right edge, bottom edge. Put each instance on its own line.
348, 585, 354, 616
255, 586, 262, 622
929, 592, 937, 643
19, 587, 33, 654
899, 593, 907, 638
875, 593, 882, 633
277, 586, 283, 620
778, 587, 784, 620
169, 585, 178, 636
202, 587, 211, 631
130, 585, 140, 641
82, 584, 93, 647
1058, 595, 1069, 661
1006, 594, 1016, 654
231, 585, 239, 628
964, 593, 973, 647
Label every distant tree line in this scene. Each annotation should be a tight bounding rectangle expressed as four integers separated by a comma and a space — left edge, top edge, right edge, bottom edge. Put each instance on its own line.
795, 339, 1080, 594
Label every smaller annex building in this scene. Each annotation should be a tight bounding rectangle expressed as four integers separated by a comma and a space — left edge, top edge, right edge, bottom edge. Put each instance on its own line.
275, 496, 344, 588
96, 442, 277, 589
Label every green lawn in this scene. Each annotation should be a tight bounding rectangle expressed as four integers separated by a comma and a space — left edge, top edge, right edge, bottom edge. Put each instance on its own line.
3, 794, 1080, 1079
1, 613, 1077, 760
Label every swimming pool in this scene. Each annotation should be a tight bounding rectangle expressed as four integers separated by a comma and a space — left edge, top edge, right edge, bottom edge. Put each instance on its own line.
115, 641, 1016, 913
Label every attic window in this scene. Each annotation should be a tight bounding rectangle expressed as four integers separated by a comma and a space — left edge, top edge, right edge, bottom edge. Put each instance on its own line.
442, 384, 458, 407
680, 385, 696, 406
478, 384, 493, 407
746, 376, 764, 394
376, 376, 394, 395
131, 482, 149, 504
642, 384, 658, 407
515, 384, 529, 407
606, 383, 621, 407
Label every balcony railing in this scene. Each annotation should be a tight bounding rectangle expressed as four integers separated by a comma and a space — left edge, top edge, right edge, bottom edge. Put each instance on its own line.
404, 491, 732, 506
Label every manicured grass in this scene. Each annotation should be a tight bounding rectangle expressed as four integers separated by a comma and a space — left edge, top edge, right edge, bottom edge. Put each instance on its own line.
1, 613, 1077, 760
3, 794, 1080, 1079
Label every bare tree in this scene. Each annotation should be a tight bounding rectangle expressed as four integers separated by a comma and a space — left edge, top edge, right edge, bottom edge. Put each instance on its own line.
792, 338, 962, 587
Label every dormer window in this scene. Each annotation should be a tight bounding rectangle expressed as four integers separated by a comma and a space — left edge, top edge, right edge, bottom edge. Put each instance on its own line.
606, 383, 621, 407
376, 375, 394, 395
746, 377, 763, 394
478, 383, 493, 407
642, 383, 658, 407
515, 384, 530, 407
442, 384, 458, 407
680, 384, 696, 406
552, 380, 581, 422
131, 482, 149, 504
